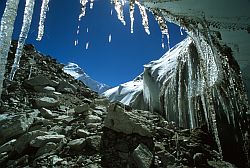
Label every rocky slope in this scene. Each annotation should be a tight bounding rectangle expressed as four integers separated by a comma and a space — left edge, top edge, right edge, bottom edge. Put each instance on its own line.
63, 63, 111, 94
0, 41, 241, 168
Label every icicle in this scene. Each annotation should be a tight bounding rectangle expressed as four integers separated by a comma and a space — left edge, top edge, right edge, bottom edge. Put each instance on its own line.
121, 0, 125, 6
79, 0, 88, 21
90, 0, 94, 9
86, 42, 89, 50
110, 9, 113, 16
0, 0, 20, 98
129, 0, 135, 34
77, 25, 80, 35
87, 27, 89, 33
180, 26, 183, 36
109, 34, 112, 43
74, 40, 79, 46
135, 0, 150, 35
36, 0, 50, 41
9, 0, 35, 81
152, 9, 170, 49
112, 0, 126, 25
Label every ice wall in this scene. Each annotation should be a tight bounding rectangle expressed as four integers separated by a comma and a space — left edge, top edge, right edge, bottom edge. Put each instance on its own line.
141, 0, 250, 166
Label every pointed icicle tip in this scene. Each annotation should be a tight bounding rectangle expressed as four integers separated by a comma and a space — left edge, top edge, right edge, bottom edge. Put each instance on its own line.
109, 34, 112, 43
86, 42, 89, 49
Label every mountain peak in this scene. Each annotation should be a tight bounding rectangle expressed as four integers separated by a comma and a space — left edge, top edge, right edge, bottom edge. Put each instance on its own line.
63, 62, 111, 93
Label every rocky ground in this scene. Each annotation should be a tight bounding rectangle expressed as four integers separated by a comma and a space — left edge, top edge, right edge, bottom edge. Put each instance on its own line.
0, 41, 238, 167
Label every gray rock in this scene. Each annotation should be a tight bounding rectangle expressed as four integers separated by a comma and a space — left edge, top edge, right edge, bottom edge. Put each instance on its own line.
77, 129, 90, 138
0, 111, 39, 144
0, 139, 16, 153
33, 86, 56, 93
14, 130, 49, 154
68, 138, 86, 151
40, 108, 56, 119
47, 155, 64, 165
34, 97, 59, 108
132, 144, 153, 168
86, 135, 101, 151
104, 104, 152, 137
0, 152, 8, 164
57, 80, 77, 93
85, 115, 102, 124
24, 75, 58, 88
74, 104, 89, 114
208, 160, 237, 168
35, 142, 57, 157
30, 134, 65, 147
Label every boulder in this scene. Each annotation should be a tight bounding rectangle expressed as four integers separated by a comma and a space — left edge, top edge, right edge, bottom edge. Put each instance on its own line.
74, 104, 89, 114
68, 138, 86, 151
35, 142, 57, 157
85, 115, 102, 124
86, 135, 101, 151
132, 144, 153, 168
33, 86, 56, 93
77, 129, 90, 138
104, 104, 153, 137
14, 130, 49, 154
57, 80, 77, 93
40, 108, 56, 119
34, 97, 59, 108
30, 134, 65, 148
24, 75, 58, 88
0, 139, 16, 153
0, 111, 39, 145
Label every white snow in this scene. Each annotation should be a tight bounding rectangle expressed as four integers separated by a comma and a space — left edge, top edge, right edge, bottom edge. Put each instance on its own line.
63, 62, 111, 93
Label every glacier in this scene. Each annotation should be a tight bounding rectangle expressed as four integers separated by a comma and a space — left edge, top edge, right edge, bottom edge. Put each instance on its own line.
63, 63, 111, 94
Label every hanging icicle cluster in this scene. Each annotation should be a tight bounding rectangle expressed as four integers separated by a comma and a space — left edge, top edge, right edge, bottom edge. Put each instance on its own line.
9, 0, 35, 81
112, 0, 126, 25
135, 0, 150, 35
151, 9, 170, 49
0, 0, 20, 98
37, 0, 50, 41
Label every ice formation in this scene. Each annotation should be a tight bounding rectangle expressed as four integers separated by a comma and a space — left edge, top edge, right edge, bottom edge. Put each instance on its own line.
86, 42, 89, 50
0, 0, 20, 98
135, 0, 150, 35
79, 0, 88, 21
109, 34, 112, 43
129, 0, 135, 33
9, 0, 35, 81
37, 0, 50, 41
90, 0, 94, 9
112, 0, 126, 25
151, 9, 170, 49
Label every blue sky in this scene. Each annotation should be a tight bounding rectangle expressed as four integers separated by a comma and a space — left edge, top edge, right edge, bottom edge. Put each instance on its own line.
0, 0, 186, 86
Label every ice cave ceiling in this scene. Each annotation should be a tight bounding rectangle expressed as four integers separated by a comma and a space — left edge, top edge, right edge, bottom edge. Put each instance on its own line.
141, 0, 250, 97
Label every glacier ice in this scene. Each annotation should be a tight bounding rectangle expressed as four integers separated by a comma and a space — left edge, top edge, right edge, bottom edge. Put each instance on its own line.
9, 0, 35, 81
0, 0, 20, 98
37, 0, 50, 41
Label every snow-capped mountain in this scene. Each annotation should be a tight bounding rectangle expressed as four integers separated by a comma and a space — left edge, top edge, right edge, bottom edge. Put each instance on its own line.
63, 63, 111, 93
